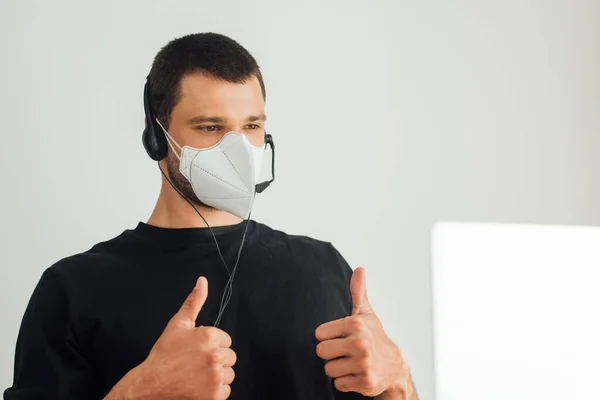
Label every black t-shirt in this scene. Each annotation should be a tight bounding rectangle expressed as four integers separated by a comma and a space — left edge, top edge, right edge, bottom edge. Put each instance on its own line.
4, 221, 371, 400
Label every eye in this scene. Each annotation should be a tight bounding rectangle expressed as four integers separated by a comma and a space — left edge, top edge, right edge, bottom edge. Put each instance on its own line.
246, 124, 261, 130
196, 125, 221, 132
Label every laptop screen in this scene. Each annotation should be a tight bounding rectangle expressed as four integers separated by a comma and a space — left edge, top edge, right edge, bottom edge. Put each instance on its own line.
431, 222, 600, 400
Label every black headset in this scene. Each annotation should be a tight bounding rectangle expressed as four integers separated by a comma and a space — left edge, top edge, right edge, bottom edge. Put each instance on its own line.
142, 77, 275, 193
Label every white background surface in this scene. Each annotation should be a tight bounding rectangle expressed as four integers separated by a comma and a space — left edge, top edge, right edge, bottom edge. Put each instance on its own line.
1, 1, 600, 398
432, 222, 600, 400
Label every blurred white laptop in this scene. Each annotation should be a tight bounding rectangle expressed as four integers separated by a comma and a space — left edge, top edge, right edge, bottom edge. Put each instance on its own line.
431, 222, 600, 400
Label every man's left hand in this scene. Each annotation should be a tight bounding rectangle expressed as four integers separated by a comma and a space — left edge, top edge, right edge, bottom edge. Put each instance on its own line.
315, 267, 417, 399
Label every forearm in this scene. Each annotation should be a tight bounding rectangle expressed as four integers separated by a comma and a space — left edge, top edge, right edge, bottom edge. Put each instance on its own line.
104, 364, 161, 400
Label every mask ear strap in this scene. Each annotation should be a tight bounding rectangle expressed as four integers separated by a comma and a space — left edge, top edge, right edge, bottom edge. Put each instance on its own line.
155, 118, 182, 160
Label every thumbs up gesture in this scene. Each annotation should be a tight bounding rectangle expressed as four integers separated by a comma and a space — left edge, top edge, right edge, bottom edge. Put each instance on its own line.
315, 268, 417, 399
105, 277, 236, 400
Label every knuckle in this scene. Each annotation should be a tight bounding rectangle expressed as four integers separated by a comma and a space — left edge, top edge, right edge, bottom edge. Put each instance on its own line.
221, 384, 231, 399
357, 356, 370, 371
210, 365, 223, 385
354, 337, 368, 349
204, 327, 218, 341
362, 372, 376, 389
352, 337, 371, 356
209, 389, 221, 400
183, 294, 195, 309
205, 327, 231, 346
349, 317, 364, 330
207, 349, 222, 365
210, 383, 229, 400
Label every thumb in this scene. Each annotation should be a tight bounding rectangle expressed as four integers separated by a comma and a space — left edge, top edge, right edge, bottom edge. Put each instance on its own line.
171, 276, 208, 328
350, 267, 373, 315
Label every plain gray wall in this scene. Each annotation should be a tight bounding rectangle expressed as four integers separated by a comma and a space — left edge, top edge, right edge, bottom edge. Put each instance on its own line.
1, 1, 599, 399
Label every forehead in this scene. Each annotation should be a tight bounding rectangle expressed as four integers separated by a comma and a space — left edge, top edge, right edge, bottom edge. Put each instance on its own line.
174, 72, 264, 118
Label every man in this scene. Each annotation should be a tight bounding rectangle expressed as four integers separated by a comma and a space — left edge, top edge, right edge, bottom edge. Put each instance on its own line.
5, 33, 418, 400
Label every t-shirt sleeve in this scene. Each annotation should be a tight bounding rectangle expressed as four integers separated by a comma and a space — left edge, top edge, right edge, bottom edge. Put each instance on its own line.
328, 244, 356, 318
4, 268, 99, 399
329, 244, 374, 400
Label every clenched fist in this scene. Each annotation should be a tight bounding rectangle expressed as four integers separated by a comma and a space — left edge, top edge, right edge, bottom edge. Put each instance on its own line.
105, 277, 236, 400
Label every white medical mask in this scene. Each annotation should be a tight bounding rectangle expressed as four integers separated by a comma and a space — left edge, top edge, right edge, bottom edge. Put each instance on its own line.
157, 121, 266, 219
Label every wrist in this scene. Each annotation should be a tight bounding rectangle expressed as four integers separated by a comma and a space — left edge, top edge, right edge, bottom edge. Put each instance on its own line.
376, 385, 406, 400
378, 377, 418, 400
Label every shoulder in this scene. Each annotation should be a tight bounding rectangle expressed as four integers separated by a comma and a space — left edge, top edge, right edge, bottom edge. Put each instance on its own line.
254, 222, 335, 255
44, 228, 138, 293
252, 222, 353, 277
254, 222, 327, 244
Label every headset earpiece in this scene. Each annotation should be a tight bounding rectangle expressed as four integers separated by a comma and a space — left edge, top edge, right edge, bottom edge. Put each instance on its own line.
142, 80, 168, 161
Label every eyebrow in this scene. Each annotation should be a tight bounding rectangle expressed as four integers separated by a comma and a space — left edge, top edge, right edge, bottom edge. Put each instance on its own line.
188, 114, 267, 124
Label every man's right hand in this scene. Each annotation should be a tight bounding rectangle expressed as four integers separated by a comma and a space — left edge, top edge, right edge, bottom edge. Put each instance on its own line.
105, 277, 236, 400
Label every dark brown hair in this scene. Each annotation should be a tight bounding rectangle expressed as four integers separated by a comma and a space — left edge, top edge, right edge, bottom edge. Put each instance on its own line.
147, 32, 266, 129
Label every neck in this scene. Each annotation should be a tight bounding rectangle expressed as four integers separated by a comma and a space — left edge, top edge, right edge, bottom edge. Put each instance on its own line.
147, 177, 243, 229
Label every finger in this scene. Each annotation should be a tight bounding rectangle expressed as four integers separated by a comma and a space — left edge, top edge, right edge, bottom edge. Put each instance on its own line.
222, 367, 235, 384
324, 358, 362, 379
316, 316, 363, 341
350, 267, 372, 315
198, 326, 233, 348
170, 277, 208, 328
333, 374, 366, 393
218, 384, 231, 399
220, 347, 237, 367
316, 338, 353, 360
